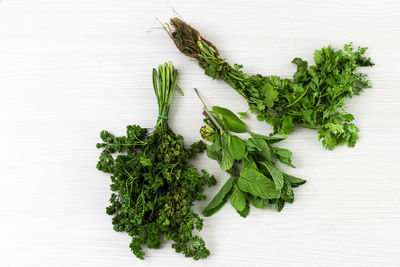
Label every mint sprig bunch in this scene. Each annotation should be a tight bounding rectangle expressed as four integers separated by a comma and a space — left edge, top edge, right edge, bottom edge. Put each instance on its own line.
195, 89, 305, 217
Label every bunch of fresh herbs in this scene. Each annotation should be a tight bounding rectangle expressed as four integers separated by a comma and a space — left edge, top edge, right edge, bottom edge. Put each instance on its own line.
195, 89, 306, 217
166, 18, 374, 150
96, 62, 216, 260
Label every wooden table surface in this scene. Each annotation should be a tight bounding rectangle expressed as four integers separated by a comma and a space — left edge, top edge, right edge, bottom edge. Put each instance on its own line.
1, 0, 399, 266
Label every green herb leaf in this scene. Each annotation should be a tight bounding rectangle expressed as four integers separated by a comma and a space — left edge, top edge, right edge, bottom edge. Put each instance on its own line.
247, 137, 271, 161
281, 116, 294, 134
237, 200, 250, 218
283, 172, 306, 187
220, 133, 234, 171
261, 161, 284, 191
229, 135, 246, 160
230, 185, 247, 213
248, 132, 286, 144
281, 180, 294, 203
248, 194, 269, 209
203, 178, 234, 217
275, 199, 285, 212
271, 146, 295, 167
212, 106, 247, 133
243, 155, 258, 170
139, 157, 152, 166
260, 80, 279, 108
206, 131, 222, 161
238, 111, 248, 119
238, 168, 280, 199
206, 145, 220, 161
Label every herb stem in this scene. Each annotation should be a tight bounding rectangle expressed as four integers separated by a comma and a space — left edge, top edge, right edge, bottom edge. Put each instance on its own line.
295, 122, 319, 130
285, 85, 309, 108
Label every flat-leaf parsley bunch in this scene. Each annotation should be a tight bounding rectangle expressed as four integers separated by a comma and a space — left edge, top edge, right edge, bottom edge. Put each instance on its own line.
165, 18, 374, 150
96, 62, 216, 260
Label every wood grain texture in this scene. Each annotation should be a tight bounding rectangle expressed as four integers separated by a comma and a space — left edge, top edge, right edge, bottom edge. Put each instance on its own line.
0, 0, 399, 266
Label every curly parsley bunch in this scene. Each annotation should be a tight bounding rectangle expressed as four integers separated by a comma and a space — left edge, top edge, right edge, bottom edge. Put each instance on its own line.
166, 18, 374, 150
96, 62, 216, 260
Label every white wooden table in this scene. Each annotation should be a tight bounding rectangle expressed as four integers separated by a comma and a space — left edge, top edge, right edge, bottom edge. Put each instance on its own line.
1, 0, 399, 266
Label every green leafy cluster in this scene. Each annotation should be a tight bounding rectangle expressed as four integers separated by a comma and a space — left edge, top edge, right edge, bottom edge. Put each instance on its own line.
199, 105, 306, 217
96, 62, 216, 260
168, 18, 374, 150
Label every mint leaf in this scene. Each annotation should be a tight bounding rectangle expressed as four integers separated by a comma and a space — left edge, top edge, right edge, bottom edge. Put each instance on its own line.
275, 199, 285, 212
248, 194, 269, 209
230, 185, 247, 212
220, 134, 234, 171
281, 181, 294, 203
283, 172, 306, 187
203, 178, 234, 217
220, 149, 234, 171
261, 161, 284, 191
248, 132, 286, 144
206, 132, 221, 160
270, 146, 294, 167
206, 145, 220, 160
230, 135, 246, 160
238, 168, 279, 199
243, 155, 258, 170
237, 201, 250, 218
247, 137, 271, 161
212, 106, 247, 133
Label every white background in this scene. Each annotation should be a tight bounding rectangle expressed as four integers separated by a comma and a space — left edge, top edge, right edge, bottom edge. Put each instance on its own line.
1, 0, 399, 266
